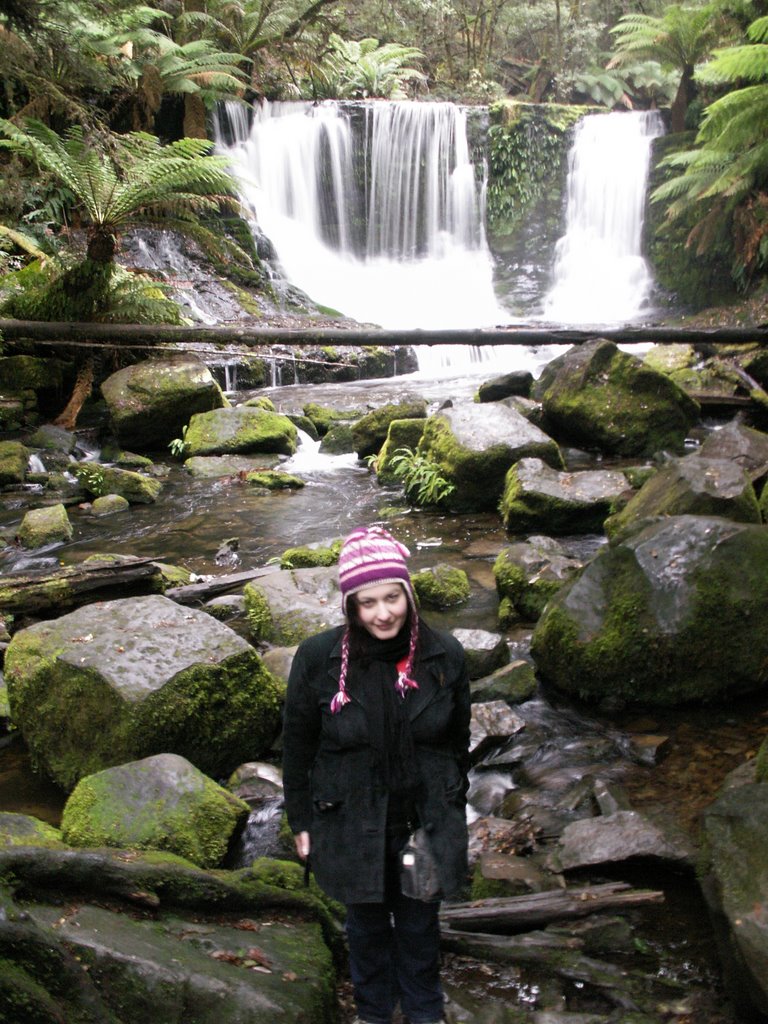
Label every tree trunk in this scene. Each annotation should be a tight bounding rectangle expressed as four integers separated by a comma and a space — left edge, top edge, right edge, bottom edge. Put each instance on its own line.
53, 355, 95, 430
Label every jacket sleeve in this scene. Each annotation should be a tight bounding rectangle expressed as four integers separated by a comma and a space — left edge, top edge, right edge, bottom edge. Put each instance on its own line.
282, 641, 322, 835
452, 649, 472, 800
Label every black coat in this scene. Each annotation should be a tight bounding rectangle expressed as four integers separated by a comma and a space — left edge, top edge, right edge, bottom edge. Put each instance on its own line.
282, 622, 471, 905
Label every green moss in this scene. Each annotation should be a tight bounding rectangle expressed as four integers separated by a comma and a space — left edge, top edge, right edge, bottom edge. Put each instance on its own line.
280, 542, 340, 569
243, 582, 273, 643
412, 565, 470, 608
184, 407, 297, 458
243, 396, 276, 411
302, 402, 357, 437
352, 401, 427, 459
243, 470, 305, 490
376, 419, 427, 482
0, 440, 30, 485
17, 504, 73, 548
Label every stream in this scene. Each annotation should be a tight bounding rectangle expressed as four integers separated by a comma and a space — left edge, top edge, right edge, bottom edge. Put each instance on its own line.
2, 355, 767, 1022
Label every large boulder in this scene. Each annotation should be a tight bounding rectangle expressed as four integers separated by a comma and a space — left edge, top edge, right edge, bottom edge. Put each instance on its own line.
0, 812, 66, 849
531, 338, 700, 456
351, 400, 428, 459
0, 852, 337, 1024
5, 595, 282, 790
500, 457, 629, 535
101, 356, 226, 451
375, 418, 427, 483
0, 440, 29, 485
530, 515, 768, 706
493, 535, 584, 624
75, 463, 163, 504
698, 419, 768, 484
418, 402, 562, 512
700, 780, 768, 1018
244, 567, 344, 645
605, 453, 761, 539
184, 406, 297, 458
17, 503, 73, 548
61, 754, 249, 868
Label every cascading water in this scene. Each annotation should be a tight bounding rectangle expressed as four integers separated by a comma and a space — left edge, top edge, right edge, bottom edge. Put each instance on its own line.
542, 110, 665, 325
214, 100, 509, 336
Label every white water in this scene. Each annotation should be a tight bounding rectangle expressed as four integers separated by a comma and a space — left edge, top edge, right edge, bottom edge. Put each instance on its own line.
542, 110, 665, 325
214, 100, 509, 332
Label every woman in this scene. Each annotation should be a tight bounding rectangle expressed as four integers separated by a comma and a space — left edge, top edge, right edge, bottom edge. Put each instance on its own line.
283, 526, 471, 1024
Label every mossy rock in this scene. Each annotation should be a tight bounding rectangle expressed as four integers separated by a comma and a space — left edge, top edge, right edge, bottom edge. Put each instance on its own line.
244, 567, 344, 645
17, 503, 73, 549
500, 458, 629, 535
183, 453, 280, 478
184, 406, 297, 458
0, 440, 29, 486
531, 515, 768, 706
470, 659, 537, 704
60, 754, 249, 868
376, 419, 427, 483
242, 470, 305, 490
287, 414, 320, 441
101, 356, 227, 452
303, 402, 359, 437
605, 453, 761, 541
0, 812, 66, 849
280, 541, 341, 569
319, 423, 355, 454
5, 595, 282, 790
242, 396, 276, 412
75, 464, 162, 504
419, 403, 562, 513
412, 564, 470, 608
531, 338, 700, 457
493, 536, 583, 623
351, 400, 428, 459
91, 494, 130, 517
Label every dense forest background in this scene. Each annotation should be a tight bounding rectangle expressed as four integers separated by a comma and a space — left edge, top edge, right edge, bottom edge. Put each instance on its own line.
1, 0, 767, 325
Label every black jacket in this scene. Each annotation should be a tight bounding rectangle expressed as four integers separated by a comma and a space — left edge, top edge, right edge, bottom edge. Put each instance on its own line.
282, 622, 471, 904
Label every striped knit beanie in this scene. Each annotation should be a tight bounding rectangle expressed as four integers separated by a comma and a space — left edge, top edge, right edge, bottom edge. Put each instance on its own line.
331, 526, 419, 713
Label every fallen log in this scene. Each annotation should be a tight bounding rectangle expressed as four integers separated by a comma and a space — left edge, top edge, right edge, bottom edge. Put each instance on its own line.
0, 557, 160, 617
439, 882, 663, 934
164, 565, 279, 604
1, 317, 767, 348
439, 927, 685, 1012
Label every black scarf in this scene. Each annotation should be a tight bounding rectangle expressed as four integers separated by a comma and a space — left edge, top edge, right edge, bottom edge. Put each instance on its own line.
348, 630, 420, 803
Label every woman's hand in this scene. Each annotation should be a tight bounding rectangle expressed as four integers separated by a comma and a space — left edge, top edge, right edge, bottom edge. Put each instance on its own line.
294, 831, 310, 860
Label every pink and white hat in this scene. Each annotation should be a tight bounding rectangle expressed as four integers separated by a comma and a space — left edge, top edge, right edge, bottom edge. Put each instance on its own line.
332, 526, 419, 714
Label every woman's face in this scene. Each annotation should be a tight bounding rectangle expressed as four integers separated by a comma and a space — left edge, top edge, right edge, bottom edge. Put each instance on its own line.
354, 582, 409, 640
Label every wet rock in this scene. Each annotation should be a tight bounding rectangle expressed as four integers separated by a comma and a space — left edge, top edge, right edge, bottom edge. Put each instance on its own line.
532, 338, 700, 457
500, 457, 630, 536
453, 627, 510, 679
279, 541, 340, 569
412, 563, 471, 608
470, 700, 525, 761
227, 762, 283, 805
470, 659, 538, 704
75, 463, 163, 503
0, 440, 29, 485
184, 406, 297, 458
476, 369, 534, 402
626, 733, 671, 766
698, 419, 768, 483
319, 422, 355, 453
351, 399, 428, 458
471, 850, 554, 897
555, 809, 696, 870
494, 534, 584, 624
91, 493, 130, 516
5, 595, 282, 790
17, 502, 73, 548
204, 593, 247, 622
101, 355, 226, 451
259, 645, 298, 686
183, 453, 281, 478
244, 566, 344, 645
605, 453, 760, 539
531, 515, 768, 706
375, 418, 427, 482
61, 754, 249, 868
592, 779, 632, 815
700, 782, 768, 1019
419, 400, 562, 512
25, 423, 76, 453
0, 812, 66, 849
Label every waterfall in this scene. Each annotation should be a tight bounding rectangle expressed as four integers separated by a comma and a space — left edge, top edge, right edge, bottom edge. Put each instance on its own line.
542, 110, 665, 325
214, 100, 509, 332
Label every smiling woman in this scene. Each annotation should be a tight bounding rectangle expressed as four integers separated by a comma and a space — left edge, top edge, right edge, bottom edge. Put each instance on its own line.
282, 525, 470, 1024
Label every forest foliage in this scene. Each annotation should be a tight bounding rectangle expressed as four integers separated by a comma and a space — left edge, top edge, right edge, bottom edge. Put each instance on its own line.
0, 0, 767, 320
